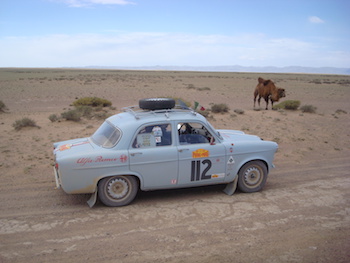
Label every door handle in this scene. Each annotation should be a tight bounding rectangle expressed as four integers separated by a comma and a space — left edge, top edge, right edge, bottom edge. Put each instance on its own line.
178, 149, 190, 152
130, 152, 143, 156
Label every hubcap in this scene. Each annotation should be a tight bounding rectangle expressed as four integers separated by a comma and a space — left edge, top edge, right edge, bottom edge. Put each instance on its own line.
107, 178, 129, 199
244, 167, 262, 187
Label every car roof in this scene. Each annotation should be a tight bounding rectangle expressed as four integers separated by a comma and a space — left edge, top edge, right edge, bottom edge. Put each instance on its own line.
107, 106, 208, 130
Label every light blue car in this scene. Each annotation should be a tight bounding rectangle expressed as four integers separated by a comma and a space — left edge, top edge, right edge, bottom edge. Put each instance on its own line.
53, 98, 278, 207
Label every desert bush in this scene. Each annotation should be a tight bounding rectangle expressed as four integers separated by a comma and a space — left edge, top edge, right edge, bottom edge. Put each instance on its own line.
186, 84, 196, 89
211, 103, 229, 113
335, 109, 347, 114
76, 105, 93, 118
13, 118, 39, 130
273, 100, 300, 110
197, 87, 211, 91
93, 111, 109, 120
61, 109, 81, 122
0, 100, 7, 112
234, 109, 244, 115
300, 105, 317, 113
48, 114, 59, 122
72, 97, 112, 107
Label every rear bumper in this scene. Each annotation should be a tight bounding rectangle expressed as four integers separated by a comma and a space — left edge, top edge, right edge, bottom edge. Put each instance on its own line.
54, 166, 61, 189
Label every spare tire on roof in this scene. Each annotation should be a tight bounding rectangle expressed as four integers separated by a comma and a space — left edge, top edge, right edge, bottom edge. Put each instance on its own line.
139, 98, 175, 110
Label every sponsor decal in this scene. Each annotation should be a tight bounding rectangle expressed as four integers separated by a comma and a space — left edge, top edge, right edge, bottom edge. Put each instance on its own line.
120, 154, 128, 163
227, 156, 235, 170
211, 173, 225, 179
58, 141, 89, 151
227, 156, 235, 164
192, 149, 209, 158
59, 144, 72, 151
77, 155, 127, 166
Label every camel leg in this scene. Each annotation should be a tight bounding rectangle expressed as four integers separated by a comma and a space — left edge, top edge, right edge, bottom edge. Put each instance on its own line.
257, 96, 262, 108
253, 91, 258, 108
265, 97, 269, 110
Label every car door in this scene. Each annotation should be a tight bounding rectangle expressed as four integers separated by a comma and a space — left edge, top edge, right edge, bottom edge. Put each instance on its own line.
177, 122, 226, 186
129, 123, 179, 189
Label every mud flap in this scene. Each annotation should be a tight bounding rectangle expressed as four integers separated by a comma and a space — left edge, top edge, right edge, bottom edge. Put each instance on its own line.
223, 176, 238, 196
87, 189, 98, 208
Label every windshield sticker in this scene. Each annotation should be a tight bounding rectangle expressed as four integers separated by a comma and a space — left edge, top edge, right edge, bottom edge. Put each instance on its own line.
192, 149, 209, 158
152, 126, 163, 143
137, 133, 156, 148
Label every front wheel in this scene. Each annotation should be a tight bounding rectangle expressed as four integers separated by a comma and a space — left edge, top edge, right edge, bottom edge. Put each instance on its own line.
98, 176, 138, 207
237, 161, 267, 193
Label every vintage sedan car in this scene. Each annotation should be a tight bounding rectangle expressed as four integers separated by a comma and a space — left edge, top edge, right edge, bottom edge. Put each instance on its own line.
53, 98, 278, 207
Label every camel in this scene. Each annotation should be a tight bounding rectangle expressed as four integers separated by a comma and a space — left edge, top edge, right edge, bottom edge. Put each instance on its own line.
254, 77, 286, 110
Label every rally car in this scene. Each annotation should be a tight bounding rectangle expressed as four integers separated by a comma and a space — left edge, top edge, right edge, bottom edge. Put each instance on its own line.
53, 98, 278, 207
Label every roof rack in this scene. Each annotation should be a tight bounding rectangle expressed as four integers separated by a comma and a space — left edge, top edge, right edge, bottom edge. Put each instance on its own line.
122, 104, 197, 119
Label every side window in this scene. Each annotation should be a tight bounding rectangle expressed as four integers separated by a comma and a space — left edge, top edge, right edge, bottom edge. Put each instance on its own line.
133, 123, 172, 148
178, 122, 214, 144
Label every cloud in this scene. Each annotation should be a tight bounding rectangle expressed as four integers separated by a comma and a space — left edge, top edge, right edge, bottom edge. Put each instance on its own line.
56, 0, 135, 7
309, 16, 325, 24
0, 32, 348, 68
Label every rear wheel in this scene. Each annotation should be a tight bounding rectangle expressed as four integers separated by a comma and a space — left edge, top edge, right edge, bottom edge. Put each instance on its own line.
98, 175, 138, 207
237, 161, 267, 193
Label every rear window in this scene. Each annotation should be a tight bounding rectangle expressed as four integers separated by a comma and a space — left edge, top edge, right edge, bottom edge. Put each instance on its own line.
91, 121, 121, 148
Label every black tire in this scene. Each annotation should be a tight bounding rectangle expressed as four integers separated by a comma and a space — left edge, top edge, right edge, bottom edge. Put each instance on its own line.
98, 175, 138, 207
139, 98, 175, 110
237, 161, 267, 193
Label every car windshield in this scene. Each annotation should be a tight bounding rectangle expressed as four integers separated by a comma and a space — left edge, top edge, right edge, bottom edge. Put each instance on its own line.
91, 121, 121, 148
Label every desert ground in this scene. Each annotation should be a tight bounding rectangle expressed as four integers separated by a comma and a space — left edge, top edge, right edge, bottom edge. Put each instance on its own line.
0, 68, 349, 263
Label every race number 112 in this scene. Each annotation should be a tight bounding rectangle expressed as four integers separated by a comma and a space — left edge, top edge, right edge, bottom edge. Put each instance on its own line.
191, 159, 212, 181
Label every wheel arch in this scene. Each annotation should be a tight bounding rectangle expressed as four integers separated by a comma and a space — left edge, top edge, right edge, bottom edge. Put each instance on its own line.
238, 158, 269, 174
96, 172, 142, 189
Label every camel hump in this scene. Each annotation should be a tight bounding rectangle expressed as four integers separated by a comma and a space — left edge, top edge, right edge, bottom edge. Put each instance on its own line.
258, 77, 265, 83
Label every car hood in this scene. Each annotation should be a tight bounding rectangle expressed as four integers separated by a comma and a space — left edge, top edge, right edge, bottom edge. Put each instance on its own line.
218, 129, 262, 142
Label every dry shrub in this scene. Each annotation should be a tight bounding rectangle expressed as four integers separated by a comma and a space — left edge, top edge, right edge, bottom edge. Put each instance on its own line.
0, 100, 8, 112
72, 97, 112, 107
335, 109, 347, 114
49, 114, 59, 122
211, 103, 229, 113
300, 105, 317, 113
61, 109, 81, 122
13, 118, 40, 130
234, 109, 244, 115
273, 100, 300, 110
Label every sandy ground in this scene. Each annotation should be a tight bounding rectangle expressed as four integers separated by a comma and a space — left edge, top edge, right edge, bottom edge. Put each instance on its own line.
0, 68, 349, 262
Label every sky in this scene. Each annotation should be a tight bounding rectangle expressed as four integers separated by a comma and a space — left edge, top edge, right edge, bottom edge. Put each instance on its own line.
0, 0, 349, 68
